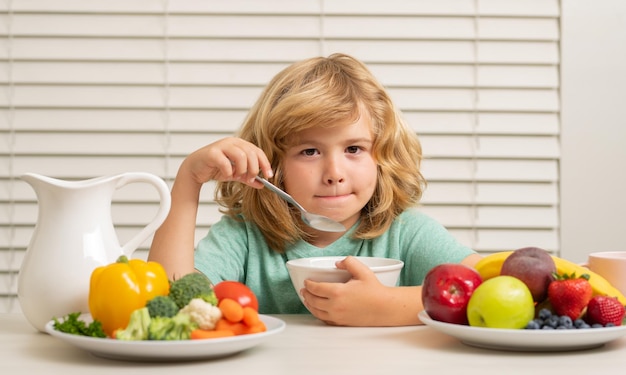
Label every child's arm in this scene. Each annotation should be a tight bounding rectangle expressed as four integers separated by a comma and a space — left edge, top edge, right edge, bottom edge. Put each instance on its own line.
148, 165, 203, 280
148, 137, 272, 280
301, 253, 482, 326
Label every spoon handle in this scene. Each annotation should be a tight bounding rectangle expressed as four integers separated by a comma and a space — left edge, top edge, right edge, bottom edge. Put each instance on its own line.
254, 176, 306, 211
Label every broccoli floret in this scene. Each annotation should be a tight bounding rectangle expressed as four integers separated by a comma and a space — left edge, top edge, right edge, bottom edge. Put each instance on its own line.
146, 295, 179, 318
168, 273, 218, 308
114, 307, 151, 341
179, 298, 222, 330
147, 312, 197, 340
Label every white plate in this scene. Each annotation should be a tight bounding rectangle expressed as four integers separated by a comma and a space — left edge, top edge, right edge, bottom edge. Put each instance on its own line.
418, 310, 626, 352
45, 314, 286, 361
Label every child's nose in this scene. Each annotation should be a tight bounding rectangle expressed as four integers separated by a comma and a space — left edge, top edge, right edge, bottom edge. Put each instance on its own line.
323, 157, 345, 184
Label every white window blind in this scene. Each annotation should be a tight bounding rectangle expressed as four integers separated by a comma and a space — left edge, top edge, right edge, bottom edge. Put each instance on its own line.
0, 0, 561, 313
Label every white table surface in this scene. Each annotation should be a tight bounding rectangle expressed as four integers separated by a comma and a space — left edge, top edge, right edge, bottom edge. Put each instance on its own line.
3, 313, 626, 374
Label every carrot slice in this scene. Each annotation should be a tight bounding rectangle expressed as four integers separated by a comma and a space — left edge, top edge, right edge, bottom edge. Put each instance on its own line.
219, 298, 245, 323
246, 321, 267, 334
242, 306, 261, 326
216, 318, 250, 335
190, 329, 235, 340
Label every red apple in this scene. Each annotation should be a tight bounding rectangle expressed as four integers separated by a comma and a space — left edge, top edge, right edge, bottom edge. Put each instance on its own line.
421, 263, 483, 325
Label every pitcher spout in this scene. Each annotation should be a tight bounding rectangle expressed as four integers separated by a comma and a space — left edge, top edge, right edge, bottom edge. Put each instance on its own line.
21, 172, 60, 188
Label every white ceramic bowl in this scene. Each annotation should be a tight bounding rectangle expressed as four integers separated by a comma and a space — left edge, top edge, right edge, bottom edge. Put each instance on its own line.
286, 256, 404, 305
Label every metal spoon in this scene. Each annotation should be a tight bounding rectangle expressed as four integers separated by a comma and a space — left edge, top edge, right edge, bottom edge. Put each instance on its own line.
255, 176, 346, 232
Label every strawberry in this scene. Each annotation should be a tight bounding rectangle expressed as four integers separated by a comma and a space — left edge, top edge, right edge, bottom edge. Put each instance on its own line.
585, 296, 626, 326
547, 272, 593, 321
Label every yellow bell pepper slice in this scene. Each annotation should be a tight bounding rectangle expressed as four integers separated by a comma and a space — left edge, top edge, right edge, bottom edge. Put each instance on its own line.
88, 255, 169, 337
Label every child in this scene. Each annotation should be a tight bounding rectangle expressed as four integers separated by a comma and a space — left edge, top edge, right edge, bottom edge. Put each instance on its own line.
148, 53, 481, 326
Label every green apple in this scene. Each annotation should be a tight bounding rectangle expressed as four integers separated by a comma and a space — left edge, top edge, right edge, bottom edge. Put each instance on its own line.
466, 275, 535, 329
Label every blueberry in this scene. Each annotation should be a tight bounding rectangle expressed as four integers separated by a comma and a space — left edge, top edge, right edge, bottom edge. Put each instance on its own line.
546, 315, 560, 328
542, 325, 555, 330
558, 316, 573, 329
538, 308, 552, 320
525, 320, 541, 329
574, 319, 586, 328
606, 323, 615, 327
592, 323, 604, 328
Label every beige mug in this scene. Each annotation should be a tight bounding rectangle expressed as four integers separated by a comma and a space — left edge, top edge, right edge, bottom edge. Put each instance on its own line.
587, 251, 626, 296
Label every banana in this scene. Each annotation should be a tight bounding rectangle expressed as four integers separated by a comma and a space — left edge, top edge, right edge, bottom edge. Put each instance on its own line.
550, 256, 626, 306
473, 251, 513, 280
473, 250, 626, 306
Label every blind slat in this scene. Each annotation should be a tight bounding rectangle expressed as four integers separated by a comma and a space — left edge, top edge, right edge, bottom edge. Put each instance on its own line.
2, 38, 560, 65
1, 109, 559, 134
405, 112, 559, 135
326, 0, 559, 16
421, 206, 558, 227
450, 229, 559, 252
422, 159, 558, 181
0, 156, 181, 179
3, 39, 322, 61
421, 135, 559, 158
2, 86, 559, 112
422, 182, 558, 205
0, 109, 246, 132
390, 88, 559, 111
3, 0, 560, 17
2, 62, 559, 89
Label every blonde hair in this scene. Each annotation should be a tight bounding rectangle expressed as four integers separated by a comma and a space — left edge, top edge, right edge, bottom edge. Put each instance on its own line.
216, 53, 426, 252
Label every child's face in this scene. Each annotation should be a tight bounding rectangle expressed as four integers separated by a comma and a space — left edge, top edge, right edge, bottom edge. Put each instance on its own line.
282, 113, 377, 232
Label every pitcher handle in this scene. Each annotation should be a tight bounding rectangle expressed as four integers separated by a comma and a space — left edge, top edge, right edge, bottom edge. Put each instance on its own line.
115, 172, 171, 256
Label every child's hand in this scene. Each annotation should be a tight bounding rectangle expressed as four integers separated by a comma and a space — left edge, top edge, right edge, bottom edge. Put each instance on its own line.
301, 256, 390, 326
183, 137, 273, 187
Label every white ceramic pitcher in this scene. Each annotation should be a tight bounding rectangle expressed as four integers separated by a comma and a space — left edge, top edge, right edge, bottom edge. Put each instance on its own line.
18, 172, 171, 332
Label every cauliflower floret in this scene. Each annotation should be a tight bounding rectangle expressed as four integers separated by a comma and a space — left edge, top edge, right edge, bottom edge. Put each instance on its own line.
179, 298, 222, 330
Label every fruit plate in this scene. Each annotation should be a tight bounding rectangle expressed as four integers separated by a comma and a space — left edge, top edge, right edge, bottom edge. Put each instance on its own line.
45, 313, 286, 361
418, 311, 626, 352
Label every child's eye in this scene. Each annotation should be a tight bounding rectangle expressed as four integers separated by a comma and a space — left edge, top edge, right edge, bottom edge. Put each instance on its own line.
301, 148, 319, 156
346, 146, 361, 154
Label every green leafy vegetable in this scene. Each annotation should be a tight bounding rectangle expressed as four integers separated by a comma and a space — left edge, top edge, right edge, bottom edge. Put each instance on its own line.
53, 312, 107, 338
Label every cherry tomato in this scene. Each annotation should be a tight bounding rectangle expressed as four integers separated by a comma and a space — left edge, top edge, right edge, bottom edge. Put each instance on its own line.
214, 281, 259, 311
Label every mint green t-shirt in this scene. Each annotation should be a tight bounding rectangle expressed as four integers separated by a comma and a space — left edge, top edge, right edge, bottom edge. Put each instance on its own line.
194, 208, 475, 314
